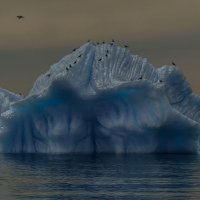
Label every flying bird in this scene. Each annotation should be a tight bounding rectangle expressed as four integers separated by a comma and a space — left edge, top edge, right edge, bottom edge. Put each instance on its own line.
172, 62, 176, 66
16, 15, 24, 20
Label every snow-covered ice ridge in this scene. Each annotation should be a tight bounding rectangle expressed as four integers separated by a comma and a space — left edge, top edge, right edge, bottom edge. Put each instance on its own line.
0, 43, 200, 153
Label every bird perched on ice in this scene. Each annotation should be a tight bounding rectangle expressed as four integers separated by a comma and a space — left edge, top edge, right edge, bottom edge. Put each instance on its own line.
172, 62, 176, 66
138, 76, 143, 80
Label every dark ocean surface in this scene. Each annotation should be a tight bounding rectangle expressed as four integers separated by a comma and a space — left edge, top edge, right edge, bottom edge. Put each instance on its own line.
0, 154, 200, 200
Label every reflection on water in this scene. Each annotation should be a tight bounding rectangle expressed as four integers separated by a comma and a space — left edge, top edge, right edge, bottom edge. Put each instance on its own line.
0, 154, 200, 199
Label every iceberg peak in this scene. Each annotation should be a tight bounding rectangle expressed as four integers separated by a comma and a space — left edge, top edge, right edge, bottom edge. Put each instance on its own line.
29, 43, 199, 124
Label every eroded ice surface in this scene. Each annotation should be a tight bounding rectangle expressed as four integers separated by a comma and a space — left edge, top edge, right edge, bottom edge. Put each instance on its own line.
0, 43, 199, 153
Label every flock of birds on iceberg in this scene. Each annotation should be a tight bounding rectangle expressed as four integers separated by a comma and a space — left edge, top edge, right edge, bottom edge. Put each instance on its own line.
0, 41, 199, 154
46, 39, 177, 86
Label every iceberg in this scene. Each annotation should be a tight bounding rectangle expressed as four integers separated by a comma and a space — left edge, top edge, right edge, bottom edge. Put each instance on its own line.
0, 43, 199, 153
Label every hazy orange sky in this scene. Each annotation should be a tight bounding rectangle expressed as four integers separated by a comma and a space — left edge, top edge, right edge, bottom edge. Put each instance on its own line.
0, 0, 199, 94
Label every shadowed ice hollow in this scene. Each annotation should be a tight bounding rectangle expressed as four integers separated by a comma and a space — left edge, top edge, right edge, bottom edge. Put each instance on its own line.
0, 43, 199, 153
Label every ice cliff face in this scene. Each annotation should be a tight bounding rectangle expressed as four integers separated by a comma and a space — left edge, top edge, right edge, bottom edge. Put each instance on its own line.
0, 43, 199, 153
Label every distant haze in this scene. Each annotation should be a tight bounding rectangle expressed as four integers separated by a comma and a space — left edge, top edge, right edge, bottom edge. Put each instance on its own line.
0, 0, 200, 95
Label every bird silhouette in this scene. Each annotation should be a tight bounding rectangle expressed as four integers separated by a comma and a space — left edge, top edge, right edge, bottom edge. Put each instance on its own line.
112, 39, 115, 42
16, 15, 24, 20
124, 45, 128, 48
98, 58, 102, 62
172, 62, 176, 66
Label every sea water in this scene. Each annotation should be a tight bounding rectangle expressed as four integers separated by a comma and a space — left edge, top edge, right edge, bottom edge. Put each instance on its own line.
0, 154, 200, 200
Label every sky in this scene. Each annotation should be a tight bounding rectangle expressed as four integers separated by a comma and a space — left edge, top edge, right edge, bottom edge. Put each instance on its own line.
0, 0, 199, 95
